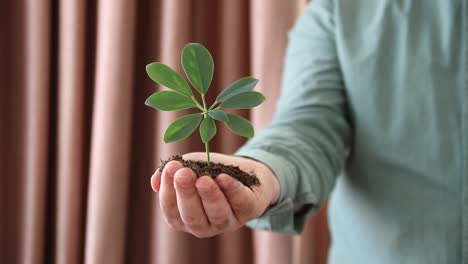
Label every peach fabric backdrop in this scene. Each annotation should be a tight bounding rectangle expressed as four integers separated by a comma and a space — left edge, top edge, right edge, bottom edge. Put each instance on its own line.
0, 0, 329, 263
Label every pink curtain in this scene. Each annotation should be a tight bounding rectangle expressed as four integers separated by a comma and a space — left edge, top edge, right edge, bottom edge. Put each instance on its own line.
0, 0, 330, 263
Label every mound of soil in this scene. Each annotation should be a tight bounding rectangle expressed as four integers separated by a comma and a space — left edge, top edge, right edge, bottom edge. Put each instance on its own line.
160, 155, 260, 188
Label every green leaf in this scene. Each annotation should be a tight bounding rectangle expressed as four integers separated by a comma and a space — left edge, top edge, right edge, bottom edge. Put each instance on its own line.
146, 62, 193, 97
208, 109, 229, 122
181, 43, 214, 94
220, 91, 265, 109
164, 113, 203, 143
145, 91, 196, 111
216, 77, 259, 102
224, 113, 254, 138
200, 116, 217, 143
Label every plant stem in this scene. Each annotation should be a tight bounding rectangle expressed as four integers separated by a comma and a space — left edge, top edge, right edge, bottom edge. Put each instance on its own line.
205, 142, 211, 166
201, 94, 208, 111
192, 96, 204, 111
201, 94, 211, 166
208, 101, 219, 110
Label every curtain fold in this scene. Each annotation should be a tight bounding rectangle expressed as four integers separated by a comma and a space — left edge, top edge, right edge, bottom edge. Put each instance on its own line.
84, 0, 138, 263
1, 0, 330, 263
55, 0, 88, 263
1, 1, 27, 263
22, 0, 52, 263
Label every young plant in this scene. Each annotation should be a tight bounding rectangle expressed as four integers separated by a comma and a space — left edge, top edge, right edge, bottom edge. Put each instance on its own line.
145, 43, 265, 166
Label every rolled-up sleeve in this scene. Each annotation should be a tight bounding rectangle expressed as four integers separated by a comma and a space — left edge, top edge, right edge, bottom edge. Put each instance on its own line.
235, 0, 351, 234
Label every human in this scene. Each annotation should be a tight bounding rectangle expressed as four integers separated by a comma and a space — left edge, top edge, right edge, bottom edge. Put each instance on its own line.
150, 0, 468, 262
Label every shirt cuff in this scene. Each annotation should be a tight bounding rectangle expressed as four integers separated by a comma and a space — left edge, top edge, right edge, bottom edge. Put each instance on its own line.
234, 147, 318, 234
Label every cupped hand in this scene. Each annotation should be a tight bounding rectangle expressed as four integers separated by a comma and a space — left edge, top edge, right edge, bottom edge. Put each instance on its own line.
150, 152, 280, 238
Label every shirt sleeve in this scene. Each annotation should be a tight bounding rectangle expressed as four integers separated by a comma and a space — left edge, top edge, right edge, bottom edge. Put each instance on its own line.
235, 0, 351, 234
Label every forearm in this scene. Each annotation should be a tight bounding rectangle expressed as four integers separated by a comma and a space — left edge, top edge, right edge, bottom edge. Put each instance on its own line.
236, 0, 351, 234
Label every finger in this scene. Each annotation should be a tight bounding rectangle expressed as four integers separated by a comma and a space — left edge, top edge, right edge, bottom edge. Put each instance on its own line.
150, 169, 161, 192
216, 174, 257, 223
174, 168, 210, 234
196, 176, 235, 230
160, 161, 185, 230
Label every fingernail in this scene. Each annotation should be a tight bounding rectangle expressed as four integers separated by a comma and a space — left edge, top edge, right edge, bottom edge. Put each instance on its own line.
196, 177, 215, 194
165, 162, 182, 176
175, 173, 194, 188
151, 175, 160, 192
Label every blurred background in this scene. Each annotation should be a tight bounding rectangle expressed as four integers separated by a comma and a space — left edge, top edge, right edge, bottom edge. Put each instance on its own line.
0, 0, 330, 263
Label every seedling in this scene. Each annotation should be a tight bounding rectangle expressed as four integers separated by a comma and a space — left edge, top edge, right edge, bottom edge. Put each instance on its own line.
145, 43, 265, 166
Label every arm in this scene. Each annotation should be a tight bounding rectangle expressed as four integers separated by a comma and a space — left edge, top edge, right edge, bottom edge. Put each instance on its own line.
236, 0, 351, 234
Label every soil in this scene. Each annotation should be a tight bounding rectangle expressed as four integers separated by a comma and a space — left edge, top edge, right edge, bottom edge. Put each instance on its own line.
160, 155, 260, 188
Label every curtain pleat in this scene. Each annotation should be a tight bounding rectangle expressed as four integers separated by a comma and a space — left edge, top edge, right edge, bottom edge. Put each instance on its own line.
1, 0, 28, 263
84, 0, 136, 263
22, 0, 52, 263
54, 0, 88, 263
125, 0, 161, 263
1, 0, 331, 263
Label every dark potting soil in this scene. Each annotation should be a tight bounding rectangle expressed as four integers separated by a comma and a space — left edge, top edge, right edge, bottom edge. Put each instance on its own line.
160, 155, 260, 188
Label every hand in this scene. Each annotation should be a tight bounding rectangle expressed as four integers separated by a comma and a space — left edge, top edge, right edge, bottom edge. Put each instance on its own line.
150, 152, 280, 238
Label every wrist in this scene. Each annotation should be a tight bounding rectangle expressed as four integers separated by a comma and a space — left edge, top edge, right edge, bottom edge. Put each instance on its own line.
232, 154, 281, 207
255, 159, 280, 206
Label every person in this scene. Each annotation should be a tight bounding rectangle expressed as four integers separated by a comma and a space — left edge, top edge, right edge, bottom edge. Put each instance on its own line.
151, 0, 468, 262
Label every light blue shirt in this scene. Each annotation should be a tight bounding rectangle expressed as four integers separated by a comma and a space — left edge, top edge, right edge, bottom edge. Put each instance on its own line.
236, 0, 468, 263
